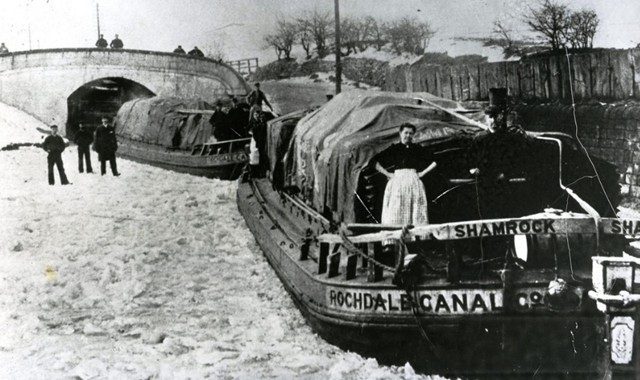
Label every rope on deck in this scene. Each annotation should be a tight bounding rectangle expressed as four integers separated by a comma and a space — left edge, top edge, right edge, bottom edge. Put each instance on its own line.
338, 225, 396, 273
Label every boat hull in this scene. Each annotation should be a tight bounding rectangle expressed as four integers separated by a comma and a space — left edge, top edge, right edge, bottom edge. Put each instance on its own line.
116, 139, 247, 180
237, 179, 608, 378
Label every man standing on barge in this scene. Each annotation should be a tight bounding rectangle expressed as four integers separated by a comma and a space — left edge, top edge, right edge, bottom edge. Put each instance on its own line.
246, 82, 273, 122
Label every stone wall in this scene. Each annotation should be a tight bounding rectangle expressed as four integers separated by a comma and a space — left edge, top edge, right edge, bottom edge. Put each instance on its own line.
516, 103, 640, 198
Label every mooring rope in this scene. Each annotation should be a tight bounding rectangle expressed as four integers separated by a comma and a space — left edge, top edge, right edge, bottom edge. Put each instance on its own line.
338, 226, 396, 273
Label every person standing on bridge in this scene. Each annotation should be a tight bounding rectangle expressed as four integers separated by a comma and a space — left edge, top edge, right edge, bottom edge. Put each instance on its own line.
42, 125, 70, 185
173, 45, 186, 54
246, 82, 273, 123
74, 123, 93, 174
188, 46, 204, 57
95, 34, 108, 49
0, 43, 9, 54
110, 34, 123, 49
94, 117, 120, 176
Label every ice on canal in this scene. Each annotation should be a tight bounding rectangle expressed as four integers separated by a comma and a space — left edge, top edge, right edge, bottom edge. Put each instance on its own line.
0, 101, 442, 379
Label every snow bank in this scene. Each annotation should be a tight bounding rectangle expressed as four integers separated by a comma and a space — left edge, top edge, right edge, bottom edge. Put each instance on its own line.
0, 102, 48, 148
0, 103, 439, 379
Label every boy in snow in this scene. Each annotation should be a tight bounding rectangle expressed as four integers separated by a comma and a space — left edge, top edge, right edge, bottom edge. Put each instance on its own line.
42, 125, 70, 185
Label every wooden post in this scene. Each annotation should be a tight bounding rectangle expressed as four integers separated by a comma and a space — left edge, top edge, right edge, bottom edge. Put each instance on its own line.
345, 254, 357, 280
300, 229, 313, 261
328, 250, 341, 278
367, 242, 383, 282
319, 242, 329, 274
334, 0, 342, 94
446, 242, 459, 283
361, 243, 368, 268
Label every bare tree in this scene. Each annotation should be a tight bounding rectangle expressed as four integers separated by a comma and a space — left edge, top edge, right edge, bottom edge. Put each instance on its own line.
307, 10, 333, 58
463, 1, 598, 59
340, 17, 364, 56
363, 16, 385, 51
459, 21, 547, 59
525, 0, 570, 51
564, 9, 599, 49
204, 41, 227, 62
295, 19, 314, 59
264, 19, 297, 60
385, 16, 435, 55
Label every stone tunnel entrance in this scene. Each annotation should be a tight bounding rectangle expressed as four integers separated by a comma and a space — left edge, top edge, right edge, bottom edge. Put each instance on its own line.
66, 77, 155, 137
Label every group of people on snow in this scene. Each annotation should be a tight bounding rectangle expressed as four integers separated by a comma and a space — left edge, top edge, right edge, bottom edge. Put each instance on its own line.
44, 82, 275, 185
43, 117, 120, 185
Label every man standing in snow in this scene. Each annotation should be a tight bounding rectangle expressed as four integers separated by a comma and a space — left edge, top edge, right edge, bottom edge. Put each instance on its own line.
94, 117, 120, 176
74, 123, 93, 173
42, 125, 70, 185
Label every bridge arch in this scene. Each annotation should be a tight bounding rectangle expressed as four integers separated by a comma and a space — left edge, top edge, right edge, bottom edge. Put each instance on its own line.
67, 77, 155, 136
0, 48, 251, 136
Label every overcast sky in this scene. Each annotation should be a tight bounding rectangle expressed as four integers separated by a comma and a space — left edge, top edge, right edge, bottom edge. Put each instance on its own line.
0, 0, 639, 64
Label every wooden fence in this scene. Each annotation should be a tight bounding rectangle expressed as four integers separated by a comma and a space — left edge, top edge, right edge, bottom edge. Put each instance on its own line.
385, 48, 640, 102
226, 57, 259, 76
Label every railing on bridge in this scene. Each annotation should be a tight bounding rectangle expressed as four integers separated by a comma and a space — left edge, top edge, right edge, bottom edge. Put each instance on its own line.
226, 58, 259, 76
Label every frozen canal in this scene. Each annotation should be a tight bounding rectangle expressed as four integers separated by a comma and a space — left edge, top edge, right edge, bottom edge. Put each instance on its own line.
0, 102, 441, 379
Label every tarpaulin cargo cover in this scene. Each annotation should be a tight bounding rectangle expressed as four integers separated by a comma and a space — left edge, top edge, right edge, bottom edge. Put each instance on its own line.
281, 90, 484, 223
115, 97, 214, 149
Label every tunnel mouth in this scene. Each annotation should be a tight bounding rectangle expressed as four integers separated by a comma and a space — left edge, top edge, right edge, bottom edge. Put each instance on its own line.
66, 77, 155, 137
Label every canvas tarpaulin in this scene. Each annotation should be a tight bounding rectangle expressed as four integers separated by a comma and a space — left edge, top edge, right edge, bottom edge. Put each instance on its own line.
281, 90, 483, 223
115, 97, 214, 149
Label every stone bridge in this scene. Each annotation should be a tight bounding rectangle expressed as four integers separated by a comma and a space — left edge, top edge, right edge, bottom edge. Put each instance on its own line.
0, 48, 250, 136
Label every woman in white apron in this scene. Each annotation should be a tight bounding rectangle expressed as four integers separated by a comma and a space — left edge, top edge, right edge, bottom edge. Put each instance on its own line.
375, 123, 437, 227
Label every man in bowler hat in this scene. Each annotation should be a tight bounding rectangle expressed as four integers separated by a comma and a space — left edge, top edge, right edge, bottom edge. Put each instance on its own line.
42, 125, 70, 185
94, 117, 120, 176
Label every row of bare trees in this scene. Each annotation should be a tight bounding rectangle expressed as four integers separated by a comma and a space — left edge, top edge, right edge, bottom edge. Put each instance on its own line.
458, 0, 599, 59
264, 11, 435, 60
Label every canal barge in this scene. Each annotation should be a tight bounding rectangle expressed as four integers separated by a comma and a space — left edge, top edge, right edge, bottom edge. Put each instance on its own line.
114, 97, 250, 180
237, 90, 640, 378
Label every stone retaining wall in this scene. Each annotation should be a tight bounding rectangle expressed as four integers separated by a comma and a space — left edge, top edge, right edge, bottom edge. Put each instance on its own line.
516, 103, 640, 197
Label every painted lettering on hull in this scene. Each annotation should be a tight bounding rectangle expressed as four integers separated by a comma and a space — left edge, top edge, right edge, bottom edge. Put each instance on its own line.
606, 219, 640, 236
453, 220, 556, 238
326, 288, 504, 315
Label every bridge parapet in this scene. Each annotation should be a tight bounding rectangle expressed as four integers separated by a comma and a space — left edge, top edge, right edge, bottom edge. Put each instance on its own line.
0, 48, 250, 134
